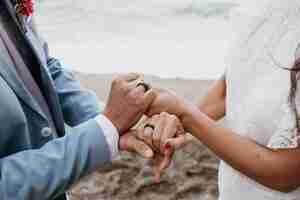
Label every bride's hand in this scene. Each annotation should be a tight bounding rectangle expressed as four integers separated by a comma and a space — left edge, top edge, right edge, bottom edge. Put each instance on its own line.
136, 112, 190, 182
147, 88, 191, 119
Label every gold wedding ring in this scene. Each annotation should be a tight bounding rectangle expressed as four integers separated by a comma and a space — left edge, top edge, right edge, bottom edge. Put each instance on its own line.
136, 81, 150, 92
144, 124, 155, 131
143, 124, 155, 147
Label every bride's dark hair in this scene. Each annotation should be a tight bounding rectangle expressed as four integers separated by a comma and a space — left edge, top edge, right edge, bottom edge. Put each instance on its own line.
287, 45, 300, 135
270, 45, 300, 133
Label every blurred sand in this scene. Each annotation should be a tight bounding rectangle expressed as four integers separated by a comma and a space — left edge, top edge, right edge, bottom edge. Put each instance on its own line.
69, 73, 218, 200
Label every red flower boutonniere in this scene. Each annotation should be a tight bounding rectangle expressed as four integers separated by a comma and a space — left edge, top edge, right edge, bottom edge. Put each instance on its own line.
15, 0, 34, 17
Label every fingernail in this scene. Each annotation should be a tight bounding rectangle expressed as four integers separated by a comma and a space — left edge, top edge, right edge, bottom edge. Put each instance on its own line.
164, 143, 172, 155
165, 143, 172, 150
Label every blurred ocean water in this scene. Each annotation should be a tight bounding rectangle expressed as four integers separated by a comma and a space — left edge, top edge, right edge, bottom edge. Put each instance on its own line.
36, 0, 269, 79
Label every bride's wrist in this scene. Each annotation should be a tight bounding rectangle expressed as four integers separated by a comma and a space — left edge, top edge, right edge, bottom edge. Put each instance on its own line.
178, 100, 198, 124
179, 101, 210, 134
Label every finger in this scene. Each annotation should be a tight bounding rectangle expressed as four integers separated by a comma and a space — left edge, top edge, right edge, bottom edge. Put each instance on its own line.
159, 152, 172, 172
127, 77, 144, 90
135, 128, 145, 141
129, 81, 148, 98
152, 155, 163, 183
143, 115, 159, 149
154, 167, 161, 183
164, 134, 188, 150
153, 114, 167, 153
133, 84, 148, 95
146, 107, 159, 117
120, 133, 154, 158
176, 121, 185, 136
119, 73, 141, 82
143, 89, 157, 109
144, 88, 163, 117
136, 82, 150, 93
153, 116, 166, 152
160, 115, 178, 152
143, 126, 155, 146
131, 137, 154, 159
136, 125, 154, 147
155, 151, 173, 183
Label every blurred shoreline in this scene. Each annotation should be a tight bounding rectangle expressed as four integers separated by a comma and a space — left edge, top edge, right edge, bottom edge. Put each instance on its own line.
35, 0, 249, 79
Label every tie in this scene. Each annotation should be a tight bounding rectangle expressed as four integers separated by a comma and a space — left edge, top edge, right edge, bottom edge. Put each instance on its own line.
0, 13, 57, 133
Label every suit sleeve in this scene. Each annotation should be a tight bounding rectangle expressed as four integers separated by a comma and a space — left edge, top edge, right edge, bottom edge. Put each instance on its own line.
46, 57, 104, 126
0, 118, 111, 200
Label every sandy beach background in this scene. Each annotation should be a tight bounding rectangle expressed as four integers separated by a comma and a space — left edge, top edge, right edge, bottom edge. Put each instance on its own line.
33, 0, 296, 199
70, 73, 217, 200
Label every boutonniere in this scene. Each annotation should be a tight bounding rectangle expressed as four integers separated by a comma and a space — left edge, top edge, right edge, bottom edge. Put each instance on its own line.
15, 0, 34, 17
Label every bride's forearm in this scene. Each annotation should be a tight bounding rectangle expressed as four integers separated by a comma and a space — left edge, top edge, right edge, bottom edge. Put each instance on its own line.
197, 74, 226, 121
180, 104, 300, 192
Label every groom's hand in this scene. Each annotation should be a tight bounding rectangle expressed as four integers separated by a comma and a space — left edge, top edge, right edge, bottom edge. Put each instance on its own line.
104, 73, 156, 134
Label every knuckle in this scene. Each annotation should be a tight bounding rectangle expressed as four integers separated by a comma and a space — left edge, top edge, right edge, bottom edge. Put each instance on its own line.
161, 112, 168, 116
120, 84, 129, 93
169, 114, 177, 121
153, 114, 160, 120
133, 97, 144, 107
112, 77, 121, 85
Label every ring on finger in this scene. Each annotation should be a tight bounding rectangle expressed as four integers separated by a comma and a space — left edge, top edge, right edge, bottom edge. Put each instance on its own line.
144, 124, 155, 131
136, 81, 151, 92
152, 128, 162, 153
143, 124, 155, 146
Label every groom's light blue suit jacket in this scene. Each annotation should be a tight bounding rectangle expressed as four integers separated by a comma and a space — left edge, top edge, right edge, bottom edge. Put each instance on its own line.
0, 1, 112, 200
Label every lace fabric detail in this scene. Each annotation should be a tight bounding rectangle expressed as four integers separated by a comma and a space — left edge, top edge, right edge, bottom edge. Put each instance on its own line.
267, 103, 300, 149
218, 0, 300, 199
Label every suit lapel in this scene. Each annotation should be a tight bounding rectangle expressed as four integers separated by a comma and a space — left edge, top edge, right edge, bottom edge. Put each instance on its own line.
0, 0, 48, 120
3, 0, 26, 33
0, 54, 47, 120
2, 0, 66, 135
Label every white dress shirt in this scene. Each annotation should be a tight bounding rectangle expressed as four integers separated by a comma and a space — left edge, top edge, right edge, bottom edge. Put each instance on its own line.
94, 114, 119, 159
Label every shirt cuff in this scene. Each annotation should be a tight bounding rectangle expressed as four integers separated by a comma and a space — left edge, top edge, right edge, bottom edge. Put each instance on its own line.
94, 114, 119, 159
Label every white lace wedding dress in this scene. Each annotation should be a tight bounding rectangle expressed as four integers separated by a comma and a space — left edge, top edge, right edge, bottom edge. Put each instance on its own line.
219, 0, 300, 199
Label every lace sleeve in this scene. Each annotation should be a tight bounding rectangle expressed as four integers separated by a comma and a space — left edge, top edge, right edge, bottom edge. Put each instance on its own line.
267, 103, 300, 149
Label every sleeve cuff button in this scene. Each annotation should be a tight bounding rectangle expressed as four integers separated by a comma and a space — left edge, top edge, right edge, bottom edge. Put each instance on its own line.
41, 127, 53, 137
